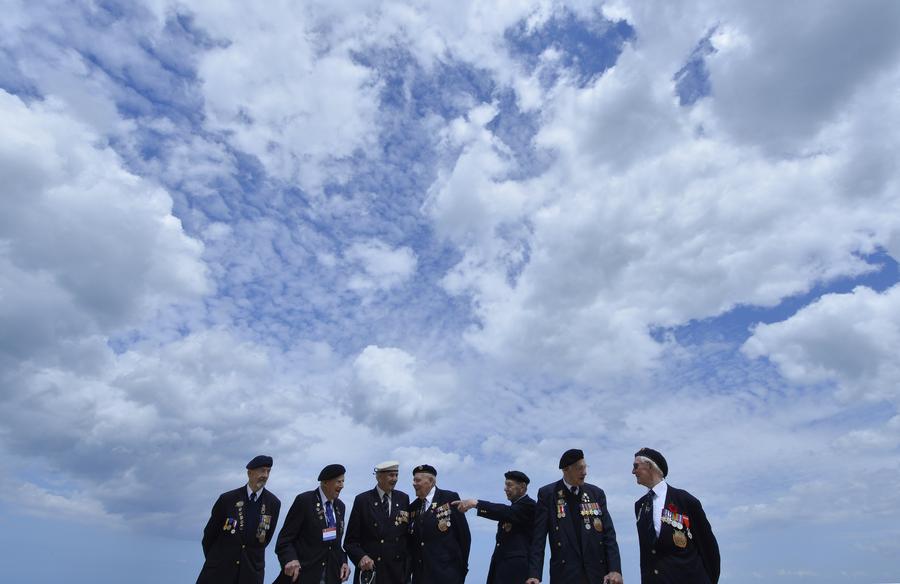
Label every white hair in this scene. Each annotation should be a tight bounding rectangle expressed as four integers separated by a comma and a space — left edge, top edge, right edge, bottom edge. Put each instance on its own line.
636, 456, 664, 477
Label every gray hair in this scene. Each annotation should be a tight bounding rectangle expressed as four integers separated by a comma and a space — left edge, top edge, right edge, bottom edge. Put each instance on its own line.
636, 456, 664, 477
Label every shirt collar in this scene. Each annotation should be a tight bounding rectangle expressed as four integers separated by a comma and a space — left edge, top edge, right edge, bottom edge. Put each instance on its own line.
376, 485, 391, 499
421, 485, 436, 506
246, 484, 264, 500
562, 478, 579, 494
648, 478, 667, 500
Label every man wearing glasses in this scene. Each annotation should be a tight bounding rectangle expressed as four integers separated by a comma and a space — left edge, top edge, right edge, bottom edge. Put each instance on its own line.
527, 449, 623, 584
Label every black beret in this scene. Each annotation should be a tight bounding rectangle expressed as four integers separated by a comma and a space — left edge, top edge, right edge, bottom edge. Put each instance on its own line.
635, 447, 668, 477
558, 448, 584, 469
412, 464, 437, 476
246, 455, 273, 469
504, 470, 530, 484
318, 463, 346, 481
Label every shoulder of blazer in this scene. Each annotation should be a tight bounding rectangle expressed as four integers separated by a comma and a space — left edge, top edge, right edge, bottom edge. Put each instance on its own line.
516, 494, 536, 507
393, 489, 410, 503
538, 480, 562, 500
584, 483, 606, 498
666, 485, 701, 510
433, 488, 455, 504
355, 489, 376, 505
261, 489, 281, 506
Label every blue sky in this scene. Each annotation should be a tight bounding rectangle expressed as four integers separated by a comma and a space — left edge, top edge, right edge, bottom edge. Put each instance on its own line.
2, 1, 900, 582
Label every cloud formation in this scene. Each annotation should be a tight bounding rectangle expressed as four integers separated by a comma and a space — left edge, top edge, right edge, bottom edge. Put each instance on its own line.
2, 1, 900, 583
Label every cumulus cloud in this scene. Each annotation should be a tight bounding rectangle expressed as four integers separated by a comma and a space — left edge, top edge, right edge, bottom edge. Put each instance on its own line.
188, 1, 382, 192
743, 285, 900, 403
347, 345, 455, 433
425, 1, 900, 383
345, 240, 418, 294
0, 90, 208, 363
3, 2, 900, 581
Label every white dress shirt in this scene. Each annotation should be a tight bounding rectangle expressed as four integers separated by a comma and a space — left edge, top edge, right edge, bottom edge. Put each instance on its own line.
648, 479, 668, 537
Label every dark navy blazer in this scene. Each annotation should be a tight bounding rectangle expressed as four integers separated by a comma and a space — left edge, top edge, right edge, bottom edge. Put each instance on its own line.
529, 480, 622, 583
273, 489, 348, 584
198, 486, 281, 584
344, 488, 411, 584
475, 494, 535, 584
634, 485, 720, 584
408, 487, 472, 584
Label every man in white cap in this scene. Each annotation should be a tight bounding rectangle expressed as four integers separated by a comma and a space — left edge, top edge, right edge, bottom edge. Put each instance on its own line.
344, 460, 411, 584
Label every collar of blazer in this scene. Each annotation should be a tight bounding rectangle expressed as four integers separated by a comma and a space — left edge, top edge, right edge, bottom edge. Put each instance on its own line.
371, 488, 395, 515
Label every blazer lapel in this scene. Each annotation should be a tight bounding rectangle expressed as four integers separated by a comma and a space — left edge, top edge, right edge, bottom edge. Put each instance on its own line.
554, 480, 580, 555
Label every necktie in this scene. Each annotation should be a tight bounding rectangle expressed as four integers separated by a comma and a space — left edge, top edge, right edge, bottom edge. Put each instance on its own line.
566, 485, 582, 547
250, 492, 257, 503
325, 500, 336, 528
382, 493, 390, 517
641, 490, 657, 544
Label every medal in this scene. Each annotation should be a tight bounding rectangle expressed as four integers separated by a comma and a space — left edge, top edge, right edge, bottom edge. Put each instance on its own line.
438, 519, 449, 532
502, 522, 512, 532
673, 530, 687, 548
593, 518, 603, 532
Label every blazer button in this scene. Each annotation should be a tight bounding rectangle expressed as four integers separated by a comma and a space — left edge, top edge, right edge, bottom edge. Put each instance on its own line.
562, 560, 566, 564
420, 542, 425, 546
495, 543, 500, 547
377, 557, 381, 561
242, 545, 246, 549
654, 569, 659, 575
557, 542, 561, 547
555, 526, 559, 531
380, 539, 384, 543
235, 561, 240, 565
651, 549, 656, 555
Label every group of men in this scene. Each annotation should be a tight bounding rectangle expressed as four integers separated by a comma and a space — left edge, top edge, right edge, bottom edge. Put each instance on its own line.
197, 448, 720, 584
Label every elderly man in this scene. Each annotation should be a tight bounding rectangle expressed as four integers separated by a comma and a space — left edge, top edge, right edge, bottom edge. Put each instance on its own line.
407, 464, 471, 584
454, 470, 536, 584
632, 448, 720, 584
274, 464, 350, 584
344, 460, 411, 584
527, 449, 622, 584
197, 455, 281, 584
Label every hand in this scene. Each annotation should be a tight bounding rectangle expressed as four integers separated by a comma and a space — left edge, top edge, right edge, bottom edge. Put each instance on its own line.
340, 563, 351, 581
603, 571, 623, 584
359, 555, 375, 571
526, 579, 541, 584
451, 499, 478, 513
283, 560, 301, 583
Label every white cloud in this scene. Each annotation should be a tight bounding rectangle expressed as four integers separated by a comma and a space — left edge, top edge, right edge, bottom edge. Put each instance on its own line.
743, 285, 900, 403
189, 1, 382, 192
348, 345, 455, 432
0, 90, 208, 362
344, 240, 418, 294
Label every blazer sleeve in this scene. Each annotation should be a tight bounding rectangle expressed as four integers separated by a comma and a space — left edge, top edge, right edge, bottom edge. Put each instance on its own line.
275, 494, 306, 567
265, 495, 282, 547
338, 500, 349, 563
343, 496, 366, 565
688, 496, 720, 584
449, 491, 471, 570
597, 489, 622, 574
201, 493, 226, 557
528, 488, 549, 579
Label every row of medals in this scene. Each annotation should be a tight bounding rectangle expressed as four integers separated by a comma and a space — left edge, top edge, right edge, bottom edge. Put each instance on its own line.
435, 503, 452, 532
662, 508, 692, 548
556, 492, 603, 531
230, 501, 271, 543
